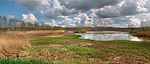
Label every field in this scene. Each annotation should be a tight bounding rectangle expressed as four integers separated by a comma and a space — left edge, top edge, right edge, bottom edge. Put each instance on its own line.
0, 30, 150, 64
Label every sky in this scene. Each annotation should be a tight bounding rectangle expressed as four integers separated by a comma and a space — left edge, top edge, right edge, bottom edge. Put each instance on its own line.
0, 0, 150, 28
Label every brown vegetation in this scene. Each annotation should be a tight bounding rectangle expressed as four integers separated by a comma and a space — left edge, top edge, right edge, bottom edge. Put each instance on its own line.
0, 30, 76, 58
0, 32, 30, 58
135, 32, 150, 37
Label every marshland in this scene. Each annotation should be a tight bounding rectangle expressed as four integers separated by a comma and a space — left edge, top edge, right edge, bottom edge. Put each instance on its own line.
0, 16, 150, 64
1, 0, 150, 64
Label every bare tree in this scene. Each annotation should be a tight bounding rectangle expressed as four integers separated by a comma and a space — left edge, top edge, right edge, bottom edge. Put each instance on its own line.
40, 22, 44, 29
40, 22, 50, 30
26, 22, 33, 29
20, 20, 26, 29
8, 18, 18, 29
0, 16, 4, 28
8, 19, 13, 29
3, 16, 7, 28
34, 22, 39, 30
45, 24, 51, 30
0, 16, 2, 28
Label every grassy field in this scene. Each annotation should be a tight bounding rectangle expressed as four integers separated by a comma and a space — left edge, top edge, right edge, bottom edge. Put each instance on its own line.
13, 36, 150, 64
0, 30, 150, 64
0, 59, 85, 64
0, 59, 53, 64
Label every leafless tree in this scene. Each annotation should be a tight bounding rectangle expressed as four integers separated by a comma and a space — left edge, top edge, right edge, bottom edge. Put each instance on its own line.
3, 16, 7, 28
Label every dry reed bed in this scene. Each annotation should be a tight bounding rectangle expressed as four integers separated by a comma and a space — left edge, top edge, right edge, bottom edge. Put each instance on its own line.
9, 30, 65, 39
0, 32, 30, 58
0, 30, 68, 58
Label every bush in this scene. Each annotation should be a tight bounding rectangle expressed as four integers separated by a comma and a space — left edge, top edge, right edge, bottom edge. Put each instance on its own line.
0, 28, 8, 32
74, 31, 86, 33
135, 32, 150, 37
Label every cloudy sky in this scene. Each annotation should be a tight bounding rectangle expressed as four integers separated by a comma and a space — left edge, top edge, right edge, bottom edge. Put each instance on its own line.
1, 0, 150, 28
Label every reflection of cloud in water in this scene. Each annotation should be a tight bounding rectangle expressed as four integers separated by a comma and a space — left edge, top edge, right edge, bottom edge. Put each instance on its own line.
130, 37, 143, 41
76, 31, 143, 41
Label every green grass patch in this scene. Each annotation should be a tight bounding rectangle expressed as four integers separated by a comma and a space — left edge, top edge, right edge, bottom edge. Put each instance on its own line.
26, 46, 43, 52
29, 37, 83, 46
91, 41, 150, 60
74, 31, 86, 33
0, 59, 53, 64
30, 37, 79, 42
66, 46, 107, 59
54, 61, 85, 64
49, 47, 61, 52
0, 59, 86, 64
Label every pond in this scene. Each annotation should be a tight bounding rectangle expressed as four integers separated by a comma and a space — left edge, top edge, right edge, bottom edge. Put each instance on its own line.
75, 31, 143, 42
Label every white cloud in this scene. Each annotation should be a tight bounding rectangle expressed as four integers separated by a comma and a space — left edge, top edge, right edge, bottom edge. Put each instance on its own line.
45, 10, 100, 27
41, 0, 78, 19
14, 0, 150, 28
127, 16, 141, 27
22, 13, 38, 23
8, 15, 16, 19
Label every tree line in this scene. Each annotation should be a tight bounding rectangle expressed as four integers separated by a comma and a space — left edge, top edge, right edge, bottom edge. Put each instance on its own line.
128, 21, 150, 31
0, 16, 55, 31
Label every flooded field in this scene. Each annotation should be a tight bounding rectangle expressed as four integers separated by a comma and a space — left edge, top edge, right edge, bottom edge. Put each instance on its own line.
76, 31, 143, 41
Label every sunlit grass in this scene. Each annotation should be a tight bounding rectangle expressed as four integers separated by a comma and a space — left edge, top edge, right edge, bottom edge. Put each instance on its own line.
90, 41, 150, 60
66, 45, 107, 59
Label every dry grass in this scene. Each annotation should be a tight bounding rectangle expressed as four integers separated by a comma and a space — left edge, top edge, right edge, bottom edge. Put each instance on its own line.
135, 32, 150, 37
0, 30, 75, 58
0, 32, 30, 58
8, 30, 66, 39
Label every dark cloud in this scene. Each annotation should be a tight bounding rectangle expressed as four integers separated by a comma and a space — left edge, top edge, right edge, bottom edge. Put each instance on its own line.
15, 0, 150, 19
96, 0, 150, 18
41, 4, 78, 19
15, 0, 45, 11
15, 0, 122, 19
59, 0, 122, 11
145, 0, 150, 11
43, 0, 122, 19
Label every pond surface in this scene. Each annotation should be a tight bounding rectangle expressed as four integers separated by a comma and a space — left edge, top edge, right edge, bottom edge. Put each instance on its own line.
75, 31, 143, 41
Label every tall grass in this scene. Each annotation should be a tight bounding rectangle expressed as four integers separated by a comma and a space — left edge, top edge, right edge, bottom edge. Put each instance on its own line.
0, 32, 30, 58
0, 30, 66, 58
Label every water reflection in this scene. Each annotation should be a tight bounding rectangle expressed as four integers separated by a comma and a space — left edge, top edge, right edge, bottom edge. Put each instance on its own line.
75, 31, 143, 41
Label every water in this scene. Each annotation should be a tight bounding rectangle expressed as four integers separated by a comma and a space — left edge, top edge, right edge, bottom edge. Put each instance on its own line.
75, 31, 143, 41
